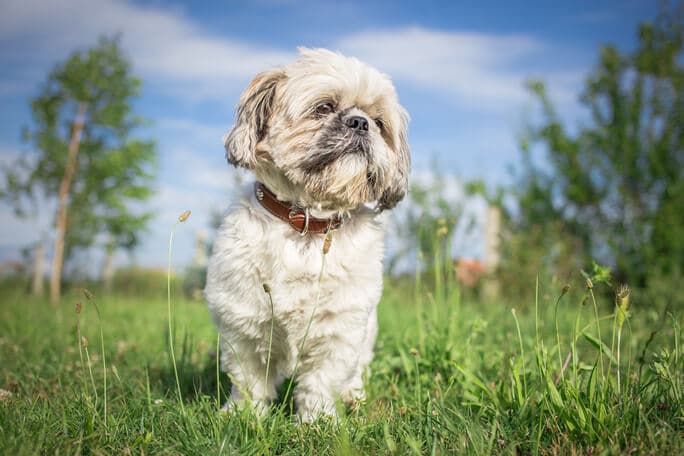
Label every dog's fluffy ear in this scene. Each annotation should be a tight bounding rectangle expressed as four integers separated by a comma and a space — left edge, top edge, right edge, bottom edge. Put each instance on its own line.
378, 110, 410, 210
224, 69, 285, 169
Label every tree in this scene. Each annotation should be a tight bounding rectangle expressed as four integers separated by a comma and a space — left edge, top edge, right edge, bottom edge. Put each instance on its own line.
1, 37, 157, 304
513, 7, 683, 292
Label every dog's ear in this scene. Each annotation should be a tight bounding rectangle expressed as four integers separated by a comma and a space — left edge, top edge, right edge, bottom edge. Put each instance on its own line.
224, 69, 285, 169
378, 110, 410, 210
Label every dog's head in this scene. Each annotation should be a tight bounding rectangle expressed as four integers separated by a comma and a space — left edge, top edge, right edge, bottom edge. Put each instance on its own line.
224, 48, 410, 211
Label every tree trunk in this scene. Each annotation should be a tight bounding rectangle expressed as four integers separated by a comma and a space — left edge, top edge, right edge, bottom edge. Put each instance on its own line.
102, 243, 115, 294
483, 204, 501, 299
50, 102, 87, 305
483, 205, 501, 270
32, 241, 44, 297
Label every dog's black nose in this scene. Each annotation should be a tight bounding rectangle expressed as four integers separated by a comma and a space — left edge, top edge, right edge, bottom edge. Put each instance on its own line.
345, 115, 369, 132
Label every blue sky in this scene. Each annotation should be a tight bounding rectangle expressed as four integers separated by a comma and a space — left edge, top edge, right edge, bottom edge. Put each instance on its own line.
0, 0, 658, 270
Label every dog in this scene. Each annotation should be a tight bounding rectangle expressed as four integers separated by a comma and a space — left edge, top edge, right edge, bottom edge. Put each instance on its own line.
205, 48, 410, 421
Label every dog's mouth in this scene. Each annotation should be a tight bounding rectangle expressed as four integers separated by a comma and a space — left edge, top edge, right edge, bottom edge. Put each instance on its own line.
366, 171, 377, 187
345, 138, 371, 156
300, 133, 371, 174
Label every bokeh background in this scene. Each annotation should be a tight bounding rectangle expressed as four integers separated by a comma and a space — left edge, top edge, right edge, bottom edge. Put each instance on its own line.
0, 0, 680, 308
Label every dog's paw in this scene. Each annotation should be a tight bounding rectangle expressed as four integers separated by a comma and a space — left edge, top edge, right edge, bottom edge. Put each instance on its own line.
296, 400, 339, 424
342, 387, 366, 404
341, 386, 366, 413
219, 400, 237, 414
220, 398, 269, 417
297, 409, 339, 425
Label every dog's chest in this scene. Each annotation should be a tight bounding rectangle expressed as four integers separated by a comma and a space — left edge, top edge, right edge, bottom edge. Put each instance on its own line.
206, 200, 385, 342
262, 221, 383, 318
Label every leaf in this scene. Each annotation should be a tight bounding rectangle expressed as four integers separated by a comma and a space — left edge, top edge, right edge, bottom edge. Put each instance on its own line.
582, 332, 618, 364
455, 364, 499, 407
545, 376, 565, 409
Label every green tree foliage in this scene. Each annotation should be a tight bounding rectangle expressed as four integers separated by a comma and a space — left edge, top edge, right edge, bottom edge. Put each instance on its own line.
1, 37, 157, 301
512, 9, 683, 295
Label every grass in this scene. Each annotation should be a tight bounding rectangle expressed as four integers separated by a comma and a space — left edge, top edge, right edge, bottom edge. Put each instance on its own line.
0, 264, 683, 454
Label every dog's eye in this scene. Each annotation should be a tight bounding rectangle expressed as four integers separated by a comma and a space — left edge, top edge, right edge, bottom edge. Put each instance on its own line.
374, 118, 384, 130
315, 102, 335, 115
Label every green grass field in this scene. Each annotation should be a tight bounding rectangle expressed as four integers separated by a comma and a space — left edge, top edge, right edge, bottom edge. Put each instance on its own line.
1, 270, 682, 455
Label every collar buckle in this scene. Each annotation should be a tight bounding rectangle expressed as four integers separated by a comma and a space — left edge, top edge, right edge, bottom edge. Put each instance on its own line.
289, 208, 310, 236
256, 181, 350, 236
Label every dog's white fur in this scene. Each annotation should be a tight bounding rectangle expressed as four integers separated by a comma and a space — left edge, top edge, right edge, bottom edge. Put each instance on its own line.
205, 48, 409, 421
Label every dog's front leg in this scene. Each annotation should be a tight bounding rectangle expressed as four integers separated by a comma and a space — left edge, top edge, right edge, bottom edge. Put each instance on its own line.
341, 305, 377, 407
220, 334, 278, 416
293, 320, 367, 422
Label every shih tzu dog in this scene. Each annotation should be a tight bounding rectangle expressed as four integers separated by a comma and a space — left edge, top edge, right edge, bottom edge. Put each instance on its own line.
205, 48, 410, 421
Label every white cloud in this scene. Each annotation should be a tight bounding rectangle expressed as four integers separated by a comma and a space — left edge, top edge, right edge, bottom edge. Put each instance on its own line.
1, 2, 583, 108
0, 208, 44, 248
0, 143, 22, 165
152, 119, 237, 195
0, 143, 54, 251
162, 146, 235, 192
134, 181, 230, 269
338, 27, 582, 111
1, 0, 295, 99
156, 118, 227, 145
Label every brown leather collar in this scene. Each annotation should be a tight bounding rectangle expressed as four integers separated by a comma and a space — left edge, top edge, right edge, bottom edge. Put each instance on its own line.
254, 182, 346, 235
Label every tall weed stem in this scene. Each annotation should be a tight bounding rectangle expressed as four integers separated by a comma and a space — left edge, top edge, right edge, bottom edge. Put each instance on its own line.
167, 210, 190, 415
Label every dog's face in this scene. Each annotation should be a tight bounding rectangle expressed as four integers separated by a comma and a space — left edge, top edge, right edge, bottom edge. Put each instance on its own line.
225, 48, 410, 210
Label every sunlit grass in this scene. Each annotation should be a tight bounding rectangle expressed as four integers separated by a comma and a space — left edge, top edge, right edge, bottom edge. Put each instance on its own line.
0, 236, 682, 454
